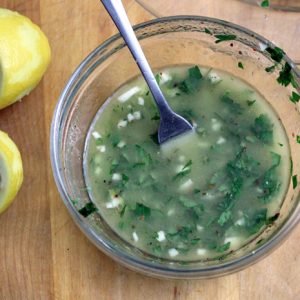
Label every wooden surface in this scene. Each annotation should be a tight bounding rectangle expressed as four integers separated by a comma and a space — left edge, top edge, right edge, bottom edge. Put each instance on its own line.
0, 1, 299, 299
137, 0, 300, 63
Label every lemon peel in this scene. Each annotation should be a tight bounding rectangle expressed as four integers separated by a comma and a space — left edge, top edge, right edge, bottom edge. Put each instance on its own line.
0, 130, 23, 214
0, 8, 51, 109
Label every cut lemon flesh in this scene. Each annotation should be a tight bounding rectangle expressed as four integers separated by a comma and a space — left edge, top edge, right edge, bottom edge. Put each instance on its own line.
0, 8, 51, 109
0, 130, 23, 214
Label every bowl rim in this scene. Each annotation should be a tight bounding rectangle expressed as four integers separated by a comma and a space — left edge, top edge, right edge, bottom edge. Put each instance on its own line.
50, 15, 300, 278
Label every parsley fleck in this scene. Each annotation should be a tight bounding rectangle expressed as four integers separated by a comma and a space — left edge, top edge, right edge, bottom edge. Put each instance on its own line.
247, 100, 256, 106
265, 65, 276, 73
290, 91, 300, 103
297, 136, 300, 144
204, 27, 213, 35
135, 145, 152, 166
119, 205, 127, 217
111, 133, 121, 148
292, 175, 298, 189
216, 242, 231, 252
173, 160, 193, 181
150, 131, 159, 145
194, 188, 201, 194
133, 203, 151, 219
95, 137, 104, 146
71, 198, 78, 206
266, 47, 285, 63
178, 196, 198, 208
261, 0, 270, 7
256, 153, 281, 202
277, 62, 293, 86
245, 208, 267, 234
151, 113, 160, 120
278, 143, 283, 147
221, 94, 243, 114
251, 114, 273, 144
271, 151, 281, 167
122, 174, 129, 182
78, 202, 98, 217
178, 66, 203, 94
155, 73, 161, 84
238, 62, 244, 69
218, 210, 232, 226
214, 34, 237, 44
109, 159, 119, 174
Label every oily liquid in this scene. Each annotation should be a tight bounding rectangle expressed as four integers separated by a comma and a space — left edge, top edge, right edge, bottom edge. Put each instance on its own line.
83, 66, 290, 261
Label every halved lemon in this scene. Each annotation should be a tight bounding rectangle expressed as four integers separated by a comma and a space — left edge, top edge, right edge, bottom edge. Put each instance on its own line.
0, 130, 23, 214
0, 8, 51, 109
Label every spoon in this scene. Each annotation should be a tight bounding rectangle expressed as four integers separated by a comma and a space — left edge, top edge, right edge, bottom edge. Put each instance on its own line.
100, 0, 193, 144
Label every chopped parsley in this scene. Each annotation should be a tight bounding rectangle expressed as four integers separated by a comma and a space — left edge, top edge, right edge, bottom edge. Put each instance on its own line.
256, 153, 281, 202
111, 133, 121, 148
292, 175, 298, 189
216, 242, 231, 252
178, 196, 198, 208
277, 62, 293, 86
150, 131, 159, 145
260, 0, 270, 7
214, 34, 237, 44
155, 73, 161, 84
247, 100, 256, 106
238, 62, 244, 69
251, 114, 273, 144
290, 91, 300, 103
266, 47, 285, 63
178, 66, 203, 94
297, 136, 300, 144
133, 203, 151, 219
221, 94, 243, 114
78, 202, 98, 217
218, 210, 232, 226
245, 208, 267, 234
151, 113, 160, 120
204, 27, 213, 35
119, 204, 127, 217
265, 65, 276, 73
173, 160, 192, 181
86, 65, 289, 260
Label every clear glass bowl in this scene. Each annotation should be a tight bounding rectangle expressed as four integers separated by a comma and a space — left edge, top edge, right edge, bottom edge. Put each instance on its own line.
50, 16, 300, 279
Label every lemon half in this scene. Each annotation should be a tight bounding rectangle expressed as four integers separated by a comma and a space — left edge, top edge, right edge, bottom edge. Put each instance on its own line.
0, 130, 23, 214
0, 8, 51, 109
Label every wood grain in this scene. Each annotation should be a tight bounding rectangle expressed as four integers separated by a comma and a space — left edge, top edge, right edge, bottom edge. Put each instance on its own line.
0, 1, 299, 299
137, 0, 300, 63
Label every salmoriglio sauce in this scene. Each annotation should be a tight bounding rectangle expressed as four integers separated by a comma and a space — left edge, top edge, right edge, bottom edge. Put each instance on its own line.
83, 65, 290, 260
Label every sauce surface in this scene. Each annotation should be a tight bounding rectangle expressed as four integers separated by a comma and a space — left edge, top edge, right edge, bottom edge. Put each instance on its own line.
83, 66, 290, 260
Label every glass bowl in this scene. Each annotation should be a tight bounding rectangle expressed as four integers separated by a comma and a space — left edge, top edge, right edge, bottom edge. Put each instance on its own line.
50, 16, 300, 279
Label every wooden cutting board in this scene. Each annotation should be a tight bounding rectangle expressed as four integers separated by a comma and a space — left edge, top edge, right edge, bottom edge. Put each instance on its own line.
0, 1, 299, 299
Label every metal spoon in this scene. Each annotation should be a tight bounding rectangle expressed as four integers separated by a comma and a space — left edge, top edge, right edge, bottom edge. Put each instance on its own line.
100, 0, 193, 144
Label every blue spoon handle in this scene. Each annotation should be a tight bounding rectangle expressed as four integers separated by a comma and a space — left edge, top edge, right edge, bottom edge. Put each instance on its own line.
100, 0, 172, 115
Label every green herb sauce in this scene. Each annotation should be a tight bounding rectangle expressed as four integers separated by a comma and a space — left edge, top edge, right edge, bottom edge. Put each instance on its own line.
83, 66, 290, 260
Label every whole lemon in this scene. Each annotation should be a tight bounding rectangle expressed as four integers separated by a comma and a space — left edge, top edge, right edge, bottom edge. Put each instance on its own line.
0, 8, 51, 109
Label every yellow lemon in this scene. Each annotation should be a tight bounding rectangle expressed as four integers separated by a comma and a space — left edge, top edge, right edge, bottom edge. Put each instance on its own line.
0, 130, 23, 214
0, 8, 51, 109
